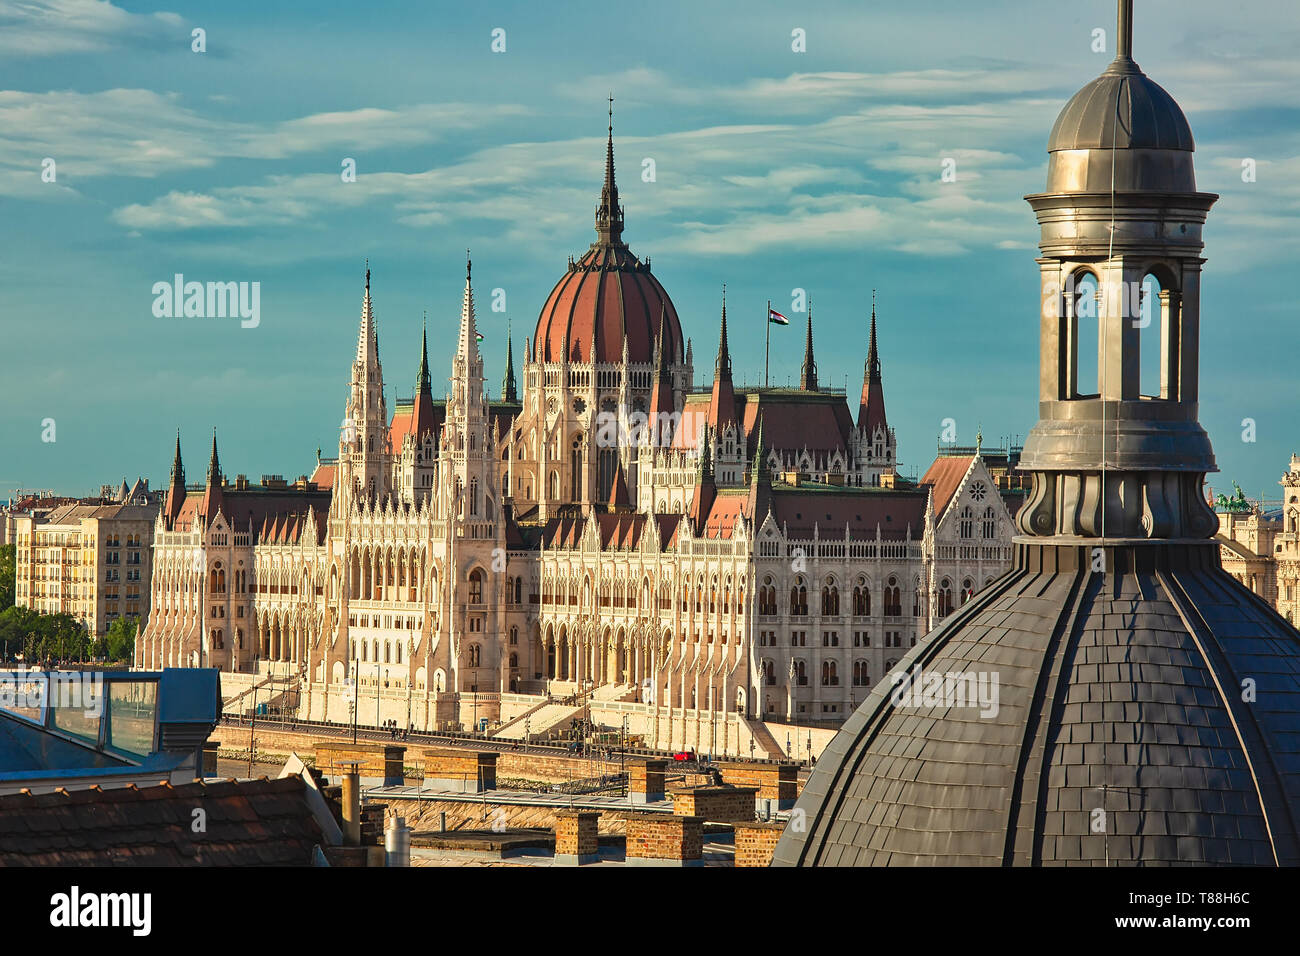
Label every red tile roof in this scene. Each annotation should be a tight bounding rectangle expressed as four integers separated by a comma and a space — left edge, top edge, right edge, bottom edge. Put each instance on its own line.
674, 390, 855, 463
173, 487, 330, 545
919, 456, 974, 517
534, 243, 682, 366
310, 462, 336, 489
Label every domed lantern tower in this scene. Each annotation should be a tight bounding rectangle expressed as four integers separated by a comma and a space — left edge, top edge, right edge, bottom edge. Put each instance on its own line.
773, 0, 1300, 868
1018, 0, 1217, 541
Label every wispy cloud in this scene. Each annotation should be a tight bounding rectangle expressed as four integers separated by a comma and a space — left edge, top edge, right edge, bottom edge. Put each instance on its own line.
0, 0, 184, 56
0, 90, 527, 196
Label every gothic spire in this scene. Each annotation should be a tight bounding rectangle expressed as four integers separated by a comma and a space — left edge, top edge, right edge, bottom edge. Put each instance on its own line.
502, 323, 518, 403
456, 251, 479, 362
207, 428, 221, 485
715, 283, 732, 380
165, 429, 186, 527
708, 287, 739, 433
867, 291, 881, 382
356, 259, 380, 371
800, 305, 818, 391
416, 315, 431, 396
594, 94, 624, 245
859, 290, 889, 436
170, 429, 184, 485
411, 314, 437, 441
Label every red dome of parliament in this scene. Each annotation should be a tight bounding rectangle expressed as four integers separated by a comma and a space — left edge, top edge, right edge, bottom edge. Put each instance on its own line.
534, 108, 682, 366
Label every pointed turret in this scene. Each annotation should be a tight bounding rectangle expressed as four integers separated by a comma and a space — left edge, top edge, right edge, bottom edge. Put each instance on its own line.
456, 254, 481, 364
340, 261, 391, 502
165, 430, 186, 527
206, 429, 221, 485
411, 317, 437, 441
800, 306, 818, 391
595, 94, 625, 246
357, 260, 380, 370
502, 324, 518, 403
707, 287, 739, 433
199, 428, 224, 523
858, 291, 888, 436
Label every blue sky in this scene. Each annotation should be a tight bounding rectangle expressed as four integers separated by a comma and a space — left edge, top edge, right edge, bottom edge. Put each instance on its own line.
2, 0, 1297, 501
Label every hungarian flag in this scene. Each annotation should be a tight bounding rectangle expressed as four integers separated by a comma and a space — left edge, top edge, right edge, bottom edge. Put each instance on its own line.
768, 307, 789, 326
475, 331, 484, 343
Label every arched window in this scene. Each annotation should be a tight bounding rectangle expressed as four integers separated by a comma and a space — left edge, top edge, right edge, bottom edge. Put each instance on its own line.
509, 626, 518, 645
852, 660, 870, 687
938, 579, 953, 617
884, 576, 902, 617
790, 580, 808, 616
959, 506, 974, 540
469, 477, 479, 516
469, 569, 484, 604
982, 506, 996, 538
853, 578, 869, 617
961, 577, 975, 605
822, 578, 839, 616
821, 660, 838, 686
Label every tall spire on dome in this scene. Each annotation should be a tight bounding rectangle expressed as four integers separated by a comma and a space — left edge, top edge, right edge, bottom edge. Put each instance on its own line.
594, 94, 625, 245
1116, 0, 1133, 61
502, 322, 518, 403
800, 306, 818, 391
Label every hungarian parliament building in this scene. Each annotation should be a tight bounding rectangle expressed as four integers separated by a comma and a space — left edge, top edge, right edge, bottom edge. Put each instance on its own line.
134, 122, 1027, 756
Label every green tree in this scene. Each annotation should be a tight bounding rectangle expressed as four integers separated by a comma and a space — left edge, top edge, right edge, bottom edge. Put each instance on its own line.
96, 618, 137, 663
0, 605, 42, 662
0, 544, 15, 613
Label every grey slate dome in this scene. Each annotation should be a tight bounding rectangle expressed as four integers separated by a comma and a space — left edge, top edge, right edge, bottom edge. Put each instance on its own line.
771, 542, 1300, 866
1047, 59, 1194, 153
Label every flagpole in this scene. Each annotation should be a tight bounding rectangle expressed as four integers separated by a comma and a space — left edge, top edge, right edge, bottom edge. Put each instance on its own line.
765, 299, 771, 388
